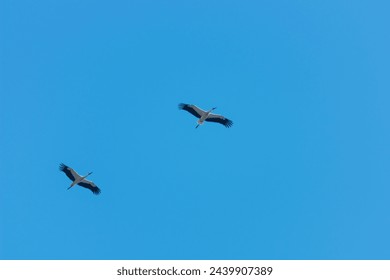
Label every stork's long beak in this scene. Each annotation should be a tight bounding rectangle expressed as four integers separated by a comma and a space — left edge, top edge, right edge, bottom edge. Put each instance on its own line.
67, 186, 73, 190
195, 124, 199, 129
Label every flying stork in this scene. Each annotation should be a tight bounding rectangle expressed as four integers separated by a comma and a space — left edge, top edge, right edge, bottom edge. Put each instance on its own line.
178, 103, 233, 128
59, 163, 101, 195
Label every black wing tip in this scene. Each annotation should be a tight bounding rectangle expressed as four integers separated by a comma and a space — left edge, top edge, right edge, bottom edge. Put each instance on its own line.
224, 119, 233, 128
59, 163, 67, 171
178, 103, 187, 110
92, 188, 101, 195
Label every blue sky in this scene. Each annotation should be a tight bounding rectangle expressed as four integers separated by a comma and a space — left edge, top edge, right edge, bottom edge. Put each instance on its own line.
1, 0, 390, 259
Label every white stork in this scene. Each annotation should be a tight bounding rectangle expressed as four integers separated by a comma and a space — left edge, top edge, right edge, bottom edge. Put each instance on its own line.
178, 103, 233, 128
59, 163, 101, 195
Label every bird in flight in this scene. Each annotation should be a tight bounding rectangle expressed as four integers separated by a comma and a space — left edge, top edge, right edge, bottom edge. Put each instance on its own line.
59, 163, 101, 195
178, 103, 233, 128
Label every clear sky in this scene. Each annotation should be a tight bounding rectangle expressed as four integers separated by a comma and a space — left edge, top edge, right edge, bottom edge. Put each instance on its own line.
1, 0, 390, 260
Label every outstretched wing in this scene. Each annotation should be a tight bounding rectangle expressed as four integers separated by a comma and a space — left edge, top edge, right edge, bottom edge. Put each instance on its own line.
205, 113, 233, 128
78, 179, 101, 195
59, 163, 81, 181
178, 103, 205, 118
